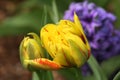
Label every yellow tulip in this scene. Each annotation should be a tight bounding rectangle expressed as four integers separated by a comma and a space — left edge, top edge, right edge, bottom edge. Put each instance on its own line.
19, 33, 61, 70
19, 13, 90, 70
40, 13, 91, 68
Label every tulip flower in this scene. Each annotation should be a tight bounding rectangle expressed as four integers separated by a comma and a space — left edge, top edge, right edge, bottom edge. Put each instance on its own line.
20, 33, 61, 70
40, 13, 91, 69
19, 13, 91, 70
19, 33, 44, 70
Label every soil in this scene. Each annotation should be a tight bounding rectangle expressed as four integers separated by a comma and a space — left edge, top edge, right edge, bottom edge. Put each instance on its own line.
0, 36, 32, 80
0, 0, 33, 80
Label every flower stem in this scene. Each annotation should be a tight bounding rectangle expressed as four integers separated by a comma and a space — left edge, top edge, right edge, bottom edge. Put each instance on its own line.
75, 68, 82, 80
32, 71, 42, 80
32, 70, 54, 80
46, 70, 54, 80
88, 54, 107, 80
52, 0, 59, 23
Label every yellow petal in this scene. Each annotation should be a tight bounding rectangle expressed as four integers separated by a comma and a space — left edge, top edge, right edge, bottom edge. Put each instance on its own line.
65, 33, 89, 58
68, 39, 88, 67
74, 13, 91, 53
41, 24, 57, 58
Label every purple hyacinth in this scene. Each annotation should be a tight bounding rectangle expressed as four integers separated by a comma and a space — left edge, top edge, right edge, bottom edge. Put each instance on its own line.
64, 1, 116, 36
63, 1, 120, 76
63, 1, 120, 63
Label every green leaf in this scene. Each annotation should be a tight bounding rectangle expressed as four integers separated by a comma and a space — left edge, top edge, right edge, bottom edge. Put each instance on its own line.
0, 5, 52, 36
32, 71, 40, 80
113, 71, 120, 80
51, 0, 59, 23
88, 55, 107, 80
101, 55, 120, 77
46, 71, 54, 80
0, 12, 41, 36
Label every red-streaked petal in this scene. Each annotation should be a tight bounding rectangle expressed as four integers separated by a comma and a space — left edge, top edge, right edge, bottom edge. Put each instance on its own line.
34, 58, 61, 70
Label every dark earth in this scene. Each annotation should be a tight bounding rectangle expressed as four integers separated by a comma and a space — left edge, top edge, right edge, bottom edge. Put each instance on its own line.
0, 0, 32, 80
0, 36, 32, 80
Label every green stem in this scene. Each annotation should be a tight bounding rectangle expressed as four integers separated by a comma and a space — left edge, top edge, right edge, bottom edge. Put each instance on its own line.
75, 68, 82, 80
88, 54, 107, 80
52, 0, 59, 23
43, 5, 47, 25
32, 70, 54, 80
46, 70, 54, 80
32, 71, 42, 80
113, 71, 120, 80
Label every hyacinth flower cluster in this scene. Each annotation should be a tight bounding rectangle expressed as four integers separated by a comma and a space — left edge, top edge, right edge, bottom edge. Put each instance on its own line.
19, 14, 91, 70
63, 1, 120, 62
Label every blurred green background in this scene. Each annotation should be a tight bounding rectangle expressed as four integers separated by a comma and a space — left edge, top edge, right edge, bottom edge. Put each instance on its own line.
0, 0, 120, 36
0, 0, 119, 80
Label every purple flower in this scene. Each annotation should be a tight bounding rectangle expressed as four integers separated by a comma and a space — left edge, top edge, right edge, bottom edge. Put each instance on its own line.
63, 1, 120, 75
63, 1, 119, 62
64, 1, 116, 36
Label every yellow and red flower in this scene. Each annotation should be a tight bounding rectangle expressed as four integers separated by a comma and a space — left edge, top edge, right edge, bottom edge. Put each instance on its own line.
19, 13, 91, 70
19, 33, 61, 70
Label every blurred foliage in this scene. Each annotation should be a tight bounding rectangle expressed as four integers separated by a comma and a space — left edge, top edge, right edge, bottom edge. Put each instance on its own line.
89, 0, 109, 7
0, 0, 120, 36
109, 0, 120, 29
0, 0, 52, 36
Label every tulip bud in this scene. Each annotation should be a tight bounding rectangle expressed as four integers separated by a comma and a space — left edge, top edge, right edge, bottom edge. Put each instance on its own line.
19, 33, 45, 70
40, 13, 91, 68
19, 33, 61, 70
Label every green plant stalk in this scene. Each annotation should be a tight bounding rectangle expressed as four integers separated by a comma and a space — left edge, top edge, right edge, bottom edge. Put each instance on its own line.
75, 68, 82, 80
46, 70, 54, 80
88, 54, 107, 80
52, 0, 59, 23
32, 70, 42, 80
32, 70, 54, 80
113, 71, 120, 80
43, 5, 47, 25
